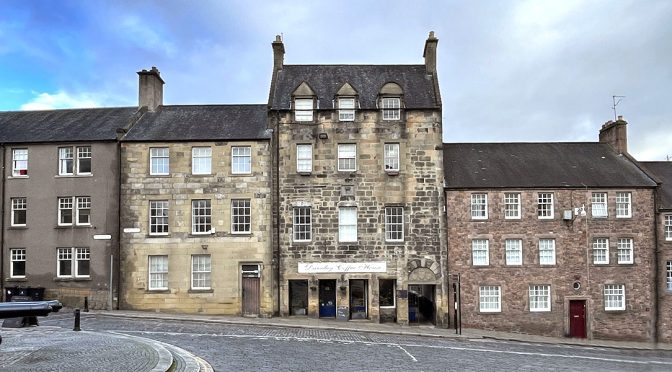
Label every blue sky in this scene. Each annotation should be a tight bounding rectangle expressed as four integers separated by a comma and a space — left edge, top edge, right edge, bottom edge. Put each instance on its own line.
1, 0, 670, 160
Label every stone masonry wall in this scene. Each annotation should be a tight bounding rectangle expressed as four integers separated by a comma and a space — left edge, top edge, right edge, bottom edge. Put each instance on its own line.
658, 211, 672, 343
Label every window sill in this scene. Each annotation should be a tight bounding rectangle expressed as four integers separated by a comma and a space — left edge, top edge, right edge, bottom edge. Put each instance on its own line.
55, 174, 93, 178
8, 175, 29, 179
188, 289, 213, 294
529, 309, 551, 313
145, 289, 170, 294
385, 171, 399, 176
385, 241, 404, 245
592, 216, 608, 219
8, 226, 28, 230
537, 217, 555, 220
471, 264, 490, 268
231, 232, 252, 236
147, 234, 171, 238
292, 240, 312, 244
504, 264, 523, 267
148, 174, 171, 177
471, 218, 488, 221
6, 277, 28, 282
55, 225, 92, 229
54, 277, 91, 282
298, 172, 312, 176
189, 173, 213, 177
231, 173, 253, 177
539, 264, 557, 268
503, 217, 522, 221
604, 309, 627, 313
478, 311, 502, 314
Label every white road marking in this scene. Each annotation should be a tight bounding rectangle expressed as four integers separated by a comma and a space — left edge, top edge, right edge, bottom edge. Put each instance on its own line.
396, 344, 417, 362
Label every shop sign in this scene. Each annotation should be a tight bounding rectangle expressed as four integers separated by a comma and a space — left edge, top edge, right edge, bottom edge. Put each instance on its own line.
298, 262, 387, 273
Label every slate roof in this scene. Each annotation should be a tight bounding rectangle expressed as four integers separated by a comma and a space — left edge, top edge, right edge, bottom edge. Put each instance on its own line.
123, 105, 271, 141
0, 107, 139, 143
270, 65, 439, 110
443, 142, 657, 189
639, 162, 672, 210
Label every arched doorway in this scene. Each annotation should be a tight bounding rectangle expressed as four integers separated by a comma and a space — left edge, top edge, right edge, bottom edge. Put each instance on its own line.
407, 259, 441, 326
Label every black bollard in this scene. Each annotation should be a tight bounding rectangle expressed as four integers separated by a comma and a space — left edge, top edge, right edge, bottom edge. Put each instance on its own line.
84, 297, 89, 312
73, 308, 81, 331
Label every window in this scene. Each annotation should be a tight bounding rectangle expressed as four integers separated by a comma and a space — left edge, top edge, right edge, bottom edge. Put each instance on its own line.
593, 238, 609, 264
338, 97, 355, 121
191, 254, 211, 290
12, 149, 28, 176
385, 206, 404, 242
294, 98, 313, 121
148, 255, 168, 290
529, 285, 551, 312
479, 286, 501, 312
58, 197, 74, 226
666, 215, 672, 241
667, 261, 672, 291
539, 239, 556, 265
504, 193, 520, 219
58, 147, 74, 175
76, 197, 91, 225
11, 197, 26, 226
338, 207, 357, 242
591, 192, 608, 218
77, 146, 92, 174
149, 201, 169, 235
191, 200, 211, 234
296, 144, 312, 173
616, 192, 631, 218
472, 239, 489, 266
57, 247, 89, 277
505, 239, 522, 265
232, 146, 252, 174
470, 194, 488, 219
231, 199, 251, 234
293, 207, 311, 242
338, 144, 356, 171
10, 248, 26, 278
617, 238, 633, 264
537, 193, 554, 219
381, 97, 400, 120
192, 147, 212, 175
604, 284, 625, 311
379, 279, 396, 307
384, 144, 400, 172
150, 148, 169, 175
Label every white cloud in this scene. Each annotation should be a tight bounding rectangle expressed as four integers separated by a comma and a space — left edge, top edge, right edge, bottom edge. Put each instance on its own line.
20, 91, 101, 111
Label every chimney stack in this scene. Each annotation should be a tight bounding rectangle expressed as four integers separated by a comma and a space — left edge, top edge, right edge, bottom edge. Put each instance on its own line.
423, 31, 439, 74
137, 66, 164, 112
599, 116, 628, 154
272, 35, 285, 71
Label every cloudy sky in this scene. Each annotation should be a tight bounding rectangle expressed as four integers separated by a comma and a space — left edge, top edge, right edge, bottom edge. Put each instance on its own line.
1, 0, 670, 160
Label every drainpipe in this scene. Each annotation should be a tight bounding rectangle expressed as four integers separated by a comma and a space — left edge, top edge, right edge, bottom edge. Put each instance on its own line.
652, 188, 660, 344
115, 140, 122, 310
272, 112, 281, 316
1, 145, 5, 301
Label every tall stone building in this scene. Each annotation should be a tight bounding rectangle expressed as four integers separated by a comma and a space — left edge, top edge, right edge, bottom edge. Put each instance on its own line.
119, 69, 275, 315
444, 119, 659, 341
268, 33, 448, 325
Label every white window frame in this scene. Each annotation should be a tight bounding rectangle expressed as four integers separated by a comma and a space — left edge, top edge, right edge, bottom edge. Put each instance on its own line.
75, 247, 90, 277
191, 147, 212, 175
294, 98, 313, 122
58, 197, 74, 226
148, 255, 168, 290
75, 196, 91, 226
338, 97, 355, 121
76, 146, 92, 175
12, 148, 28, 176
338, 207, 357, 242
149, 200, 169, 236
296, 144, 312, 173
616, 192, 632, 218
591, 192, 608, 218
385, 206, 404, 242
593, 238, 609, 264
472, 239, 489, 266
191, 254, 212, 290
232, 146, 252, 174
149, 147, 169, 175
604, 284, 625, 311
529, 285, 551, 312
479, 285, 501, 313
191, 199, 212, 235
10, 248, 26, 278
293, 207, 312, 242
504, 192, 521, 219
505, 239, 522, 266
665, 215, 672, 241
57, 247, 73, 277
667, 261, 672, 291
538, 238, 556, 265
384, 143, 400, 172
338, 144, 357, 172
11, 197, 27, 227
537, 193, 554, 219
231, 199, 251, 234
58, 147, 74, 175
381, 97, 400, 120
617, 238, 633, 264
470, 193, 488, 219
56, 247, 90, 278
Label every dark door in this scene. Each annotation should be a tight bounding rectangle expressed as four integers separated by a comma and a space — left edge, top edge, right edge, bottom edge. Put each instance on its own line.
242, 265, 260, 316
319, 280, 336, 317
289, 280, 308, 316
350, 279, 368, 319
569, 300, 586, 338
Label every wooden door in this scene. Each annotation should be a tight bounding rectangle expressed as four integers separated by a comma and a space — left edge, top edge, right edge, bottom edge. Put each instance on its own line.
242, 276, 260, 316
569, 300, 586, 338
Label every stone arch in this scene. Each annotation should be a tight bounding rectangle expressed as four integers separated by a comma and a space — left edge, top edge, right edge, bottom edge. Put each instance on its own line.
379, 82, 403, 95
407, 258, 441, 283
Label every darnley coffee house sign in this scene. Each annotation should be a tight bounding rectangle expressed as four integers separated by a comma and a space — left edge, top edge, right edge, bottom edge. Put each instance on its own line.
298, 262, 387, 273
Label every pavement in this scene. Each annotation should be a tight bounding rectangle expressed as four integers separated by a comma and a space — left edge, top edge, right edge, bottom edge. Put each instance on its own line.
1, 309, 669, 371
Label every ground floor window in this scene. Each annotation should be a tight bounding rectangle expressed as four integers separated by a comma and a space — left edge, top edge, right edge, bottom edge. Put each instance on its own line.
350, 279, 368, 319
10, 248, 26, 278
379, 279, 396, 307
191, 254, 211, 289
149, 255, 168, 290
479, 285, 501, 313
529, 285, 550, 311
667, 261, 672, 291
604, 284, 625, 311
57, 247, 89, 277
289, 280, 308, 315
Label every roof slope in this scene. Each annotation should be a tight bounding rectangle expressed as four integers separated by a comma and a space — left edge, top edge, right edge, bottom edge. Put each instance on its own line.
270, 65, 439, 110
639, 161, 672, 210
0, 107, 139, 143
123, 105, 271, 141
444, 142, 657, 189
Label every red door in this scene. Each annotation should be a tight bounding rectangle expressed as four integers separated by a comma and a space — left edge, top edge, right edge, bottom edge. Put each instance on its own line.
569, 300, 586, 338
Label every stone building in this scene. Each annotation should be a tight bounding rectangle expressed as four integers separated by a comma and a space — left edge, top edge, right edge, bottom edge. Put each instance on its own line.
268, 33, 448, 325
0, 107, 139, 308
119, 69, 274, 315
444, 119, 660, 341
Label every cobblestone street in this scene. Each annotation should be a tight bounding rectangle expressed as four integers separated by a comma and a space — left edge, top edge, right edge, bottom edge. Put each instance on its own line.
35, 313, 672, 371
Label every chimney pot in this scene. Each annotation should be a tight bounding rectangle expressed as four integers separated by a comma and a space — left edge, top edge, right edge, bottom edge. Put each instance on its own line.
137, 66, 165, 112
272, 34, 285, 71
423, 31, 439, 74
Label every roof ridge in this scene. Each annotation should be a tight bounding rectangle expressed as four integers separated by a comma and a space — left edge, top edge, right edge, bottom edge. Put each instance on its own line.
284, 64, 425, 67
160, 104, 266, 108
0, 106, 136, 114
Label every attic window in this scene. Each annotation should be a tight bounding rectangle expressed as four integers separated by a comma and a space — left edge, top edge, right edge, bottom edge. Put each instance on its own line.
338, 98, 355, 121
381, 97, 400, 120
295, 98, 313, 122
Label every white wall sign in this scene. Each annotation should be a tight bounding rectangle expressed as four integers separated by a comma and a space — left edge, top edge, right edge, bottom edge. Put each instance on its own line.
93, 234, 112, 240
298, 262, 387, 273
123, 228, 140, 233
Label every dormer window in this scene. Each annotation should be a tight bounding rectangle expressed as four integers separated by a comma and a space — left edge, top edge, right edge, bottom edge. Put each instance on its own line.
294, 98, 313, 121
338, 98, 355, 121
381, 97, 401, 120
